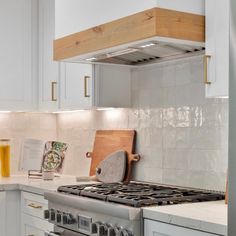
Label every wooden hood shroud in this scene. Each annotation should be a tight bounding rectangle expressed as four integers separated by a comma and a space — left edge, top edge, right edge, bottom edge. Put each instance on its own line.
54, 7, 205, 62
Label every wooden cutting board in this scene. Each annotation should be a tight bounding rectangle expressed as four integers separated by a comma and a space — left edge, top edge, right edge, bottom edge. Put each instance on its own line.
86, 130, 140, 182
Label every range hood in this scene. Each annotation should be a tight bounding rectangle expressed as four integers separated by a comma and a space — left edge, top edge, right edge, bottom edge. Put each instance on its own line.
54, 7, 205, 66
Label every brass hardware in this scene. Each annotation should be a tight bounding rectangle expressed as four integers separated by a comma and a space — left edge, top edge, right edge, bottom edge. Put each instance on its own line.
204, 55, 211, 85
84, 76, 90, 98
51, 82, 57, 101
28, 203, 43, 209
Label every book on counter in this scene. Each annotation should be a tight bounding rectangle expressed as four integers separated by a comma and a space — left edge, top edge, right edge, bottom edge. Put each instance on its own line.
20, 138, 68, 176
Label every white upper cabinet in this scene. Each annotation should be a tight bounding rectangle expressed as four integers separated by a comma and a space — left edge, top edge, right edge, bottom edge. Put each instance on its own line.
55, 0, 156, 39
38, 0, 59, 111
94, 65, 131, 108
59, 63, 131, 110
205, 0, 229, 98
0, 0, 38, 111
59, 63, 93, 110
55, 0, 204, 39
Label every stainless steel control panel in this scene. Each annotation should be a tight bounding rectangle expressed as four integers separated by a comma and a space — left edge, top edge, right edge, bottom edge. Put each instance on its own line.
44, 209, 133, 236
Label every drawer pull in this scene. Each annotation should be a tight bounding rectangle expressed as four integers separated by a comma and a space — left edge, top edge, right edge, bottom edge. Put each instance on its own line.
51, 81, 57, 101
84, 76, 90, 98
204, 55, 211, 85
28, 203, 43, 209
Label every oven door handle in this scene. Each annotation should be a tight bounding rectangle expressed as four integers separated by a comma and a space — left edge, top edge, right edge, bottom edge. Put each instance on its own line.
45, 232, 62, 236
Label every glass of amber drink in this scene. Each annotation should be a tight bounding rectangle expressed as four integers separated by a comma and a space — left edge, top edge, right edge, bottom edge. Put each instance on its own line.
0, 139, 10, 177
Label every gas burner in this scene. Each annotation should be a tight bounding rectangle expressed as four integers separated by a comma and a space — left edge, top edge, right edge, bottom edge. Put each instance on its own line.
57, 182, 225, 208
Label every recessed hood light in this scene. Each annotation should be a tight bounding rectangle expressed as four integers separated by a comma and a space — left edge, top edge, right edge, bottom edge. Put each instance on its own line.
140, 43, 156, 48
85, 57, 97, 61
106, 48, 139, 57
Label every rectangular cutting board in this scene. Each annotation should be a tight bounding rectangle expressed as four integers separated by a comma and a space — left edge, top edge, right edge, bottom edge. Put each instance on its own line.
86, 130, 140, 182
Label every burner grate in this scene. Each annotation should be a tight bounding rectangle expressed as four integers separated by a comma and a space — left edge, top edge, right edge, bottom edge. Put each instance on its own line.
57, 182, 225, 208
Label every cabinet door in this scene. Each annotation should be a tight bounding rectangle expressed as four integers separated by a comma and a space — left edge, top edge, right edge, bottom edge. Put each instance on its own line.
59, 63, 93, 110
94, 65, 131, 108
205, 0, 229, 98
144, 220, 219, 236
0, 191, 20, 236
38, 0, 59, 111
0, 192, 6, 236
55, 0, 157, 39
21, 213, 53, 236
0, 0, 38, 110
55, 0, 204, 39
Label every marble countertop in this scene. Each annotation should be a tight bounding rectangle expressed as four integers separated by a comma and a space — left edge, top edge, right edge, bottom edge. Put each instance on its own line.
0, 175, 81, 195
143, 201, 227, 235
0, 175, 227, 235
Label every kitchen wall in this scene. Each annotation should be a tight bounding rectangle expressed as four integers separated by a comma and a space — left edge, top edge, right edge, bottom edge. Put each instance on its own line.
0, 113, 57, 174
57, 56, 229, 191
3, 56, 227, 191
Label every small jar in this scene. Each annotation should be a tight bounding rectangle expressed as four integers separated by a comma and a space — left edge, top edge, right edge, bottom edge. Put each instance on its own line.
0, 139, 11, 177
42, 170, 54, 181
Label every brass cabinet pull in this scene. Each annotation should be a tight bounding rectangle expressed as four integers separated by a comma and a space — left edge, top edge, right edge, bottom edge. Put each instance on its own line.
51, 82, 57, 101
84, 76, 90, 98
28, 203, 43, 209
204, 55, 211, 85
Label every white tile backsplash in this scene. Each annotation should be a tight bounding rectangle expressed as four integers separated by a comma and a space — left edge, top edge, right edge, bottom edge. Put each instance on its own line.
0, 113, 57, 175
57, 56, 228, 191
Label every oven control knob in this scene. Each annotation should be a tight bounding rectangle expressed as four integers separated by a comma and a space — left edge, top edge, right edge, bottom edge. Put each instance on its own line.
44, 210, 50, 219
121, 229, 133, 236
56, 212, 62, 223
67, 214, 76, 225
62, 213, 76, 225
50, 209, 56, 221
114, 226, 121, 235
99, 224, 105, 236
91, 222, 101, 234
62, 213, 68, 224
91, 223, 97, 234
107, 226, 116, 236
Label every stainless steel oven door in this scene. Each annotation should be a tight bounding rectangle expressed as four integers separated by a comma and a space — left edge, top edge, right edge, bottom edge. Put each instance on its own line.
45, 226, 87, 236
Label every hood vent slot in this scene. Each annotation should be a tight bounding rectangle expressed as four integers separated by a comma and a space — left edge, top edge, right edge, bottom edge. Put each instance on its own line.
91, 41, 205, 66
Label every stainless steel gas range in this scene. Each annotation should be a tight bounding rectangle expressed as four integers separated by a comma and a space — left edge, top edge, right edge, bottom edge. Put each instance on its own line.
44, 182, 224, 236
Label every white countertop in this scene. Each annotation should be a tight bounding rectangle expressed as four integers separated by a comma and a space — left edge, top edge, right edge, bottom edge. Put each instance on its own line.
0, 175, 80, 195
143, 201, 227, 235
0, 175, 227, 235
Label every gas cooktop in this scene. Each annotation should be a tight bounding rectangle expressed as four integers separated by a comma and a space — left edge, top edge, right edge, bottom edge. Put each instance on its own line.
57, 182, 224, 208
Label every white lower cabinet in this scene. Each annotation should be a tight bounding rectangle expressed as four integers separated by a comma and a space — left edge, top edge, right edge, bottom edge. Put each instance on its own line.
144, 220, 220, 236
0, 191, 21, 236
22, 213, 53, 236
0, 192, 6, 236
21, 191, 53, 236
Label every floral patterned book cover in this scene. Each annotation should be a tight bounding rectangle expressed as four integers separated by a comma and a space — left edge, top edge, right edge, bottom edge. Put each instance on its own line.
41, 141, 68, 173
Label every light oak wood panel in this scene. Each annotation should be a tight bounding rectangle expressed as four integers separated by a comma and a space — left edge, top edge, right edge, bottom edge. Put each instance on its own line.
155, 8, 205, 42
54, 8, 205, 61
